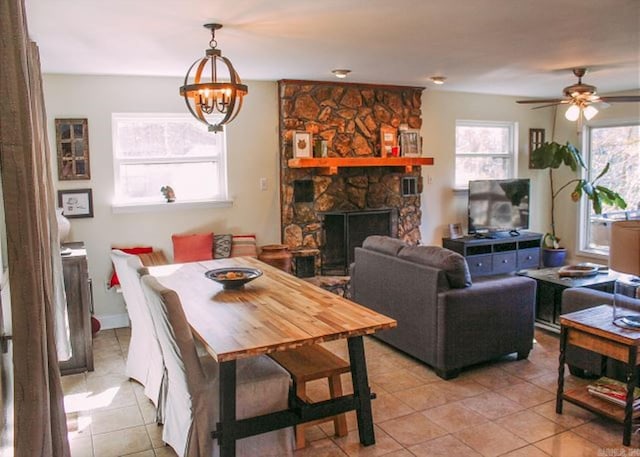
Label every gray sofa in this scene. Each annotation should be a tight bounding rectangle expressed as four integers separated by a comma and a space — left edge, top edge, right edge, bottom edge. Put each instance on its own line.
350, 236, 537, 379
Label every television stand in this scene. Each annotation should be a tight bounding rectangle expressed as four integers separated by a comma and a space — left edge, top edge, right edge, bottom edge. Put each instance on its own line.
443, 231, 542, 277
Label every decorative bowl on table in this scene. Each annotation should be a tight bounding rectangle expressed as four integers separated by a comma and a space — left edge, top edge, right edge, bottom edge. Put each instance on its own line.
558, 265, 599, 278
204, 267, 263, 290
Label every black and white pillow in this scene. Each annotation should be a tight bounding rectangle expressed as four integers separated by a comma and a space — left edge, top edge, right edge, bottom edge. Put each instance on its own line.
213, 234, 232, 259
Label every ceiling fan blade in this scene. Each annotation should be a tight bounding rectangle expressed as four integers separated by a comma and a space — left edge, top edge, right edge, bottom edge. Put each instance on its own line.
516, 99, 565, 104
598, 95, 640, 103
531, 103, 566, 110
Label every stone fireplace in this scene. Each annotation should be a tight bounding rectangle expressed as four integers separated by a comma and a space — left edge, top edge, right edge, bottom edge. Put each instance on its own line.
278, 80, 426, 277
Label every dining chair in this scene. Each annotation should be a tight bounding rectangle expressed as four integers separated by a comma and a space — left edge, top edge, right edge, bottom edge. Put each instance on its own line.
110, 250, 165, 419
139, 274, 294, 457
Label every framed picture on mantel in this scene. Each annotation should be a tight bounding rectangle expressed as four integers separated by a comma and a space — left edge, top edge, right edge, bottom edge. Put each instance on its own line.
380, 126, 397, 158
293, 131, 312, 158
400, 129, 421, 157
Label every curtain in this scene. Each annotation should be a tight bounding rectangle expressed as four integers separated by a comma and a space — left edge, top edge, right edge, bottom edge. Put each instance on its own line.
0, 1, 71, 456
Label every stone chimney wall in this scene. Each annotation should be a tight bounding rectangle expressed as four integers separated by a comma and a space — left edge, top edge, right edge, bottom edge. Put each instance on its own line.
278, 80, 425, 252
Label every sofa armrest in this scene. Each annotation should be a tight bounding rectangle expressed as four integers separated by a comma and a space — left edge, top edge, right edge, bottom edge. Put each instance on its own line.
562, 287, 640, 314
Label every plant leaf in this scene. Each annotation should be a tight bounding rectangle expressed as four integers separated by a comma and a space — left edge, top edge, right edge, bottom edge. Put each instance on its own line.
594, 162, 610, 182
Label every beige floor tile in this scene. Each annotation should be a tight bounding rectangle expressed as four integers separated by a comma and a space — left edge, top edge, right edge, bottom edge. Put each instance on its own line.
377, 412, 447, 446
532, 400, 596, 428
69, 435, 93, 457
429, 378, 489, 399
92, 425, 152, 457
408, 434, 482, 457
571, 417, 640, 449
500, 359, 555, 381
378, 450, 414, 457
303, 424, 329, 443
370, 391, 414, 423
84, 374, 138, 411
405, 364, 442, 384
495, 410, 566, 443
121, 451, 154, 457
146, 423, 165, 449
293, 437, 347, 456
138, 397, 159, 424
89, 353, 127, 377
62, 373, 88, 395
67, 410, 92, 439
365, 355, 405, 378
534, 431, 602, 457
497, 381, 556, 407
154, 446, 179, 457
455, 422, 528, 457
332, 425, 403, 456
463, 366, 523, 390
501, 445, 552, 457
91, 404, 144, 435
422, 401, 489, 433
461, 391, 526, 420
370, 368, 425, 393
394, 384, 457, 412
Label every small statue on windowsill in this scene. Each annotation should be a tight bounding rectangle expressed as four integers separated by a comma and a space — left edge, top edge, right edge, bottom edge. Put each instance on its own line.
160, 185, 175, 203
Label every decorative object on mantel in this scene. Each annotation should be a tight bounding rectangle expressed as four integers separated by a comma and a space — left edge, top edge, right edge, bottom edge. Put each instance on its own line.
610, 220, 640, 328
55, 118, 90, 180
293, 131, 312, 158
399, 129, 421, 157
160, 185, 175, 202
379, 126, 397, 158
258, 244, 293, 274
530, 141, 626, 267
58, 188, 94, 219
179, 23, 248, 133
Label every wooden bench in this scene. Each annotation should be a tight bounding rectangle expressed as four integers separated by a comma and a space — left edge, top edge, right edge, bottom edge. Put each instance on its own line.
269, 344, 350, 449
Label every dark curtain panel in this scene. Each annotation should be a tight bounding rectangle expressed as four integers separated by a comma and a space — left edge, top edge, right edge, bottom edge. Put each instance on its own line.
0, 1, 71, 456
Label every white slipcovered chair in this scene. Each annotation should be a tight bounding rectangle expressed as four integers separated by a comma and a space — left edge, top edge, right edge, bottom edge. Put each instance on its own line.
110, 250, 165, 417
139, 273, 294, 457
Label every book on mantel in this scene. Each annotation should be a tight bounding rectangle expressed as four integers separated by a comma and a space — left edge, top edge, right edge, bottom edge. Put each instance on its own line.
587, 377, 640, 409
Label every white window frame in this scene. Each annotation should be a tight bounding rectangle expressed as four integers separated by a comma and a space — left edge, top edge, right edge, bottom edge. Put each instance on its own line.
111, 113, 231, 213
578, 119, 640, 259
454, 120, 518, 190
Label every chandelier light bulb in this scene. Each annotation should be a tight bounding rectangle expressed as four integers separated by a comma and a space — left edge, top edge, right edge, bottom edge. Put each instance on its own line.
565, 104, 581, 122
583, 105, 599, 120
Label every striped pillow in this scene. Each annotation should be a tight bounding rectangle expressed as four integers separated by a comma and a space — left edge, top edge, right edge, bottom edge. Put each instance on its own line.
230, 234, 258, 258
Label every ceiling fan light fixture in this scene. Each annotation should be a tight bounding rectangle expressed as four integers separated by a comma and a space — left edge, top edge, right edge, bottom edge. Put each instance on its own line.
332, 69, 351, 79
430, 76, 447, 85
583, 105, 599, 120
179, 23, 248, 133
565, 104, 581, 122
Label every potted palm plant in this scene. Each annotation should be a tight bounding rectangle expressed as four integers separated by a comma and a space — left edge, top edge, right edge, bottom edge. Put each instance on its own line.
530, 141, 627, 267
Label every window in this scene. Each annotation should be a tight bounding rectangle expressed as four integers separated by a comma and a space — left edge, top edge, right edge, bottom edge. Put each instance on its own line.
455, 120, 517, 188
112, 114, 227, 206
581, 122, 640, 255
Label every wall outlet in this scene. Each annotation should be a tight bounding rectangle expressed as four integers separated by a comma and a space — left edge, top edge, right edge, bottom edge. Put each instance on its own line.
259, 177, 268, 191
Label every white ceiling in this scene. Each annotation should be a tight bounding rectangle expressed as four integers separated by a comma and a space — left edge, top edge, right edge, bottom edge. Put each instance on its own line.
25, 0, 640, 98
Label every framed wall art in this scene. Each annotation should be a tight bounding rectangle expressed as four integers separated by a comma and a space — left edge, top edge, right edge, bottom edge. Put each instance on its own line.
56, 118, 91, 180
380, 126, 397, 158
58, 188, 94, 218
293, 131, 312, 158
399, 129, 421, 157
528, 128, 545, 169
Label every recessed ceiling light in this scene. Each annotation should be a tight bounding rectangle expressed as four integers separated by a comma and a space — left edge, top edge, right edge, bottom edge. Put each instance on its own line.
332, 69, 351, 79
430, 76, 447, 85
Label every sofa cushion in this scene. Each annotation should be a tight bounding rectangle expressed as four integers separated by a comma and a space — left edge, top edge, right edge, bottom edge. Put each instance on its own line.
398, 245, 472, 288
362, 236, 406, 257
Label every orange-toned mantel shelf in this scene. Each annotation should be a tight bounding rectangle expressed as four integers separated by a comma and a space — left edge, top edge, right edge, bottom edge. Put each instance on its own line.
288, 157, 435, 175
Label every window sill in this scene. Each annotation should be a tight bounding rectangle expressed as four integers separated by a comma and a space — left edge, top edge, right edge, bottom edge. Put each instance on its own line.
575, 248, 608, 262
111, 199, 233, 214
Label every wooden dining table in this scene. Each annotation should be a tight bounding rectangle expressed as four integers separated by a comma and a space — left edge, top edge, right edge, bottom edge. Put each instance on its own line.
146, 257, 397, 457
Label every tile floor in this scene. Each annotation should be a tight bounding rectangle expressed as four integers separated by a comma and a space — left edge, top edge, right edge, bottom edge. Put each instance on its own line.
62, 327, 639, 457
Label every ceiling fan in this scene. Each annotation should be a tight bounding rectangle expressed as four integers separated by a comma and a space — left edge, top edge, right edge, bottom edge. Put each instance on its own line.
516, 68, 640, 122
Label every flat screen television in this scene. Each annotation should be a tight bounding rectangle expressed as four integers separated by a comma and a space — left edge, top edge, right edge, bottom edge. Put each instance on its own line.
468, 178, 530, 235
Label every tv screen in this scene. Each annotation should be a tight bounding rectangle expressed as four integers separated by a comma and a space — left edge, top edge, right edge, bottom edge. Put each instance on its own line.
468, 179, 530, 234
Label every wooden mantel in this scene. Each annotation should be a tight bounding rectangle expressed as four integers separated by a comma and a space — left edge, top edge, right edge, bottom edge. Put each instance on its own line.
288, 157, 435, 175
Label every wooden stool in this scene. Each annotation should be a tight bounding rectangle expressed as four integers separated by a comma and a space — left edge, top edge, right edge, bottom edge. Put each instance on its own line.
269, 345, 350, 449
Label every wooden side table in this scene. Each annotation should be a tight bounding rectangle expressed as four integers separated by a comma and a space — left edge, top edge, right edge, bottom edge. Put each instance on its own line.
557, 304, 640, 446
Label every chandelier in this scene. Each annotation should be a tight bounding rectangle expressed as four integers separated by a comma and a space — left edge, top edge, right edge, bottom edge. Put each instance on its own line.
180, 24, 248, 133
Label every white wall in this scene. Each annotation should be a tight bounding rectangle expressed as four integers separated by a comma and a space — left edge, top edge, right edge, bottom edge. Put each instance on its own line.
43, 75, 281, 324
419, 90, 555, 245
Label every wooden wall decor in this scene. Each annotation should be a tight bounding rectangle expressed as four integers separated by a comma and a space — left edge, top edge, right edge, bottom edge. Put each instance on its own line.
55, 118, 90, 180
528, 128, 545, 169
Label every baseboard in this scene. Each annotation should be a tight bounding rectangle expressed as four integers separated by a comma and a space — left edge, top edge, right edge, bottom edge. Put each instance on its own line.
95, 313, 130, 330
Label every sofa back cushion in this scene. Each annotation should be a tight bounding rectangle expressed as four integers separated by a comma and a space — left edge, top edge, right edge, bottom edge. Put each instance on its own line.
398, 245, 472, 289
362, 236, 406, 257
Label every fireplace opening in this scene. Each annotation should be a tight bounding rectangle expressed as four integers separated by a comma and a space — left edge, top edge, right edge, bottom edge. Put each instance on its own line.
321, 209, 396, 275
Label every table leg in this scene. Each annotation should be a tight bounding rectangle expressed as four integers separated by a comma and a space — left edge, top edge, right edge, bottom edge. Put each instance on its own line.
347, 336, 375, 446
623, 346, 637, 447
219, 360, 237, 457
556, 326, 568, 414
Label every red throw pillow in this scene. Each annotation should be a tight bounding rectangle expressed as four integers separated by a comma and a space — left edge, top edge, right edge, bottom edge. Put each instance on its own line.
172, 233, 214, 263
110, 246, 153, 287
